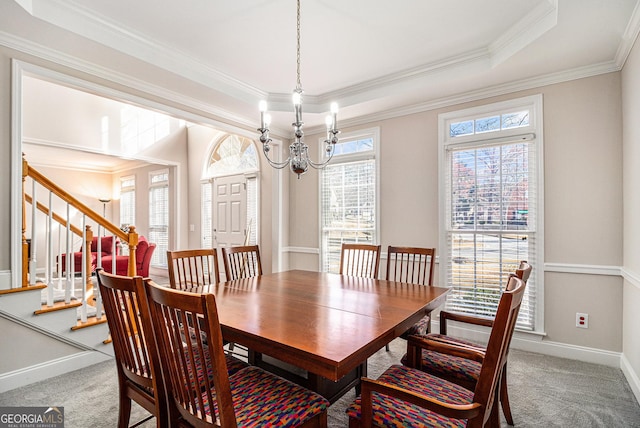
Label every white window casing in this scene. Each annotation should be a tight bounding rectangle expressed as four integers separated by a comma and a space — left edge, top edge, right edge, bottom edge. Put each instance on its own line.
438, 95, 544, 332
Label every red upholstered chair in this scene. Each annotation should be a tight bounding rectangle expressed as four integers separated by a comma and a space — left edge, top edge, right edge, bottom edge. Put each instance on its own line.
102, 236, 156, 277
58, 235, 119, 275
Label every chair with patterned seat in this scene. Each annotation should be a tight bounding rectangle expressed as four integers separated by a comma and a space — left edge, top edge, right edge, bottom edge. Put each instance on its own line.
384, 245, 436, 350
339, 243, 381, 279
167, 248, 221, 290
400, 260, 532, 425
346, 274, 526, 427
96, 269, 166, 428
143, 280, 329, 428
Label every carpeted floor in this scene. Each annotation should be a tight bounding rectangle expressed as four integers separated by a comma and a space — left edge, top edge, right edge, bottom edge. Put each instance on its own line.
1, 338, 639, 427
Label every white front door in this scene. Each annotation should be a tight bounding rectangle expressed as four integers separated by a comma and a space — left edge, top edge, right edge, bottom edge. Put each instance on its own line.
213, 174, 247, 249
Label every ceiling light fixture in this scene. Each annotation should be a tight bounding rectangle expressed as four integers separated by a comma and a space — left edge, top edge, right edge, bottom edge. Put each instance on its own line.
258, 0, 340, 178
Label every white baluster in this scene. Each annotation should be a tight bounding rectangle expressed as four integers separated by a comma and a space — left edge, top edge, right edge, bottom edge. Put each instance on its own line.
29, 180, 37, 286
64, 203, 72, 304
79, 216, 87, 323
46, 191, 53, 307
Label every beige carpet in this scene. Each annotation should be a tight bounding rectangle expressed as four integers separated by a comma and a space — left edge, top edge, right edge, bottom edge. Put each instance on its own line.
1, 338, 638, 427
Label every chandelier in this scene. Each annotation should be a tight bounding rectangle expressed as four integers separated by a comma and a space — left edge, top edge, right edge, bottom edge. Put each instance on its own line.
258, 0, 340, 178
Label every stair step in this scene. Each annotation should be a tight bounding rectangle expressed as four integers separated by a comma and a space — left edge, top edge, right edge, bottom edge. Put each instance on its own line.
34, 300, 82, 315
0, 284, 47, 295
71, 316, 108, 331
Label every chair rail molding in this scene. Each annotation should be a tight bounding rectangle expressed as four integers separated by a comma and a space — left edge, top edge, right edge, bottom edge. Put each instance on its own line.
544, 262, 621, 277
622, 267, 640, 291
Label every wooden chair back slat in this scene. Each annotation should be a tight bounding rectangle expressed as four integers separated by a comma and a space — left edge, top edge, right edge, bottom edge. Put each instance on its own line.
339, 243, 381, 279
222, 245, 262, 280
386, 246, 435, 286
144, 280, 237, 427
472, 275, 526, 426
167, 248, 220, 290
96, 269, 166, 427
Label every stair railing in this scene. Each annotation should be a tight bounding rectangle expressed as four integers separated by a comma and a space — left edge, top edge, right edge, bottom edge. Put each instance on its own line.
22, 155, 140, 323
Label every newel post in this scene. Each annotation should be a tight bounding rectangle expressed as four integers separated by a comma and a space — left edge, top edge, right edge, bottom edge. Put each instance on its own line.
127, 226, 139, 276
22, 154, 29, 287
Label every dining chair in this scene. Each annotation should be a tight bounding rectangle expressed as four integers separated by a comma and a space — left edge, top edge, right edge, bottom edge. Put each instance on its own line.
401, 260, 532, 426
221, 244, 262, 280
384, 245, 436, 350
346, 274, 526, 427
339, 243, 381, 279
167, 248, 221, 290
96, 268, 166, 428
143, 280, 330, 427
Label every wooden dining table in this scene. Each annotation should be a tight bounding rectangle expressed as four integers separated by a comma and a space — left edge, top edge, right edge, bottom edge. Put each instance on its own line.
186, 269, 449, 403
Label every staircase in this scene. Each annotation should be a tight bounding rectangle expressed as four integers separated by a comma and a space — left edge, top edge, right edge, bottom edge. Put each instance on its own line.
0, 156, 145, 392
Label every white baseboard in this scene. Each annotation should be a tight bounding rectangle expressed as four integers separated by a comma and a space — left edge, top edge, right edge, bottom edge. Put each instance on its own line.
435, 321, 621, 367
0, 270, 11, 291
0, 351, 112, 393
621, 353, 640, 405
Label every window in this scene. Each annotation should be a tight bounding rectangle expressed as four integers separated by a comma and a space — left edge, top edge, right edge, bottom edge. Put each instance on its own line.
439, 95, 543, 332
149, 170, 169, 267
201, 181, 213, 248
120, 105, 173, 155
320, 128, 379, 273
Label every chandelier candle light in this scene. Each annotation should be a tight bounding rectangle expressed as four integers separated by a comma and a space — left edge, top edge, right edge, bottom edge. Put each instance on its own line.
258, 0, 340, 178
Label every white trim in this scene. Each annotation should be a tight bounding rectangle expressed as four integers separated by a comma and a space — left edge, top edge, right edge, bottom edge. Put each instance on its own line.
622, 267, 640, 291
438, 94, 545, 332
615, 0, 640, 68
621, 353, 640, 405
437, 321, 621, 368
283, 246, 320, 255
546, 263, 622, 276
0, 351, 112, 393
11, 60, 23, 290
0, 271, 11, 291
0, 28, 626, 142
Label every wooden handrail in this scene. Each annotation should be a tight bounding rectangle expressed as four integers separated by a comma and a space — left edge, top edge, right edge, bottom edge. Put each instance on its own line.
25, 164, 128, 242
22, 155, 140, 286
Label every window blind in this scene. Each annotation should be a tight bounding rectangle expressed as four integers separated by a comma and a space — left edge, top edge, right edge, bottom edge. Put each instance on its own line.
149, 171, 169, 268
321, 159, 376, 273
444, 140, 537, 330
201, 181, 213, 248
246, 177, 257, 245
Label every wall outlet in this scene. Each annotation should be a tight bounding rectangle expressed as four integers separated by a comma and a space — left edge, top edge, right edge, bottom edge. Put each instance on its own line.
576, 312, 589, 329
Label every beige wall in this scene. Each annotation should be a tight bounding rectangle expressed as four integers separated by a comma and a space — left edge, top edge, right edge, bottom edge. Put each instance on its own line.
288, 73, 624, 353
622, 32, 640, 386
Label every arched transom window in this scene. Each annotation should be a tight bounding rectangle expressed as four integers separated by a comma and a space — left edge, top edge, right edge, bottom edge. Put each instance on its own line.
206, 134, 258, 177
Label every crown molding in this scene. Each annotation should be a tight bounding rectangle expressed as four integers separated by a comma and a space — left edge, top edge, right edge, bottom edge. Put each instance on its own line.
0, 16, 628, 142
615, 0, 640, 68
0, 31, 289, 137
14, 0, 265, 103
10, 0, 562, 114
489, 0, 558, 67
308, 59, 621, 135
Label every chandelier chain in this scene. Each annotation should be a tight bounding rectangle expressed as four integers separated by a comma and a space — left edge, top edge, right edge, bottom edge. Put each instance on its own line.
257, 0, 339, 178
296, 0, 301, 90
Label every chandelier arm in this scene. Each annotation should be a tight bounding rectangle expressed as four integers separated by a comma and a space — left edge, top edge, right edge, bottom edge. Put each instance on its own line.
262, 145, 292, 169
306, 148, 335, 169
